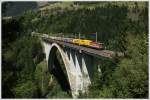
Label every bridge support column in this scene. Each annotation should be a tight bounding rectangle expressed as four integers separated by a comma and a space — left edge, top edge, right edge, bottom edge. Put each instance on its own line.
41, 41, 52, 61
81, 54, 91, 93
64, 49, 83, 97
74, 52, 83, 94
65, 49, 92, 96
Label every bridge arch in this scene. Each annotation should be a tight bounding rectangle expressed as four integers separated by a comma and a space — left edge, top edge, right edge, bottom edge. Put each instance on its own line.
48, 43, 76, 96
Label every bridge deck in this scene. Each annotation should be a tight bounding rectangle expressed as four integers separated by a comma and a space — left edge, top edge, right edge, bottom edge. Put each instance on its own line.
42, 37, 119, 58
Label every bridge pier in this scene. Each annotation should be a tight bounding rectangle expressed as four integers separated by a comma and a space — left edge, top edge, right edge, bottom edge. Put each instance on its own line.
81, 54, 92, 93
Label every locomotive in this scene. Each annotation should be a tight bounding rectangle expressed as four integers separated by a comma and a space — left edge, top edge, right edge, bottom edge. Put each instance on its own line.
72, 39, 103, 49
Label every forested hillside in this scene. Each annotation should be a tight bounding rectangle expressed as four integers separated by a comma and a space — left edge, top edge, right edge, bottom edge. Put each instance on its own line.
2, 2, 148, 98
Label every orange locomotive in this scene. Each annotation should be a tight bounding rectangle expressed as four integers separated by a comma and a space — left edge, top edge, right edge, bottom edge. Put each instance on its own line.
72, 39, 103, 49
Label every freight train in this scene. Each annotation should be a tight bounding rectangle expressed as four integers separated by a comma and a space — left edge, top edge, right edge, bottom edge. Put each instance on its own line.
45, 35, 103, 49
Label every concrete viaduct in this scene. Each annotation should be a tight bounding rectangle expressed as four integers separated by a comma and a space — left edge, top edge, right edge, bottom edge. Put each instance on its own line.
41, 36, 120, 98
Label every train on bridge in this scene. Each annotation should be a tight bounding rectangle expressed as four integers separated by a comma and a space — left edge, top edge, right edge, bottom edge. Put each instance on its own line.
42, 34, 124, 58
43, 34, 104, 49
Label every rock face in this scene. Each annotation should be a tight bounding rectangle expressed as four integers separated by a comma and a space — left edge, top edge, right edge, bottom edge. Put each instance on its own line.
37, 2, 49, 7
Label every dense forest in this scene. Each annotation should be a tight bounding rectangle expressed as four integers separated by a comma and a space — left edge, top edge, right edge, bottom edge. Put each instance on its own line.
2, 2, 148, 98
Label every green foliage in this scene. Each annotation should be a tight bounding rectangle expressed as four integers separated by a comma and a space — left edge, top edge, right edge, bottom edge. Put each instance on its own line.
11, 37, 44, 98
87, 58, 118, 98
12, 80, 37, 98
46, 78, 71, 98
3, 50, 15, 62
2, 35, 44, 98
87, 33, 148, 98
34, 60, 51, 96
2, 19, 21, 47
